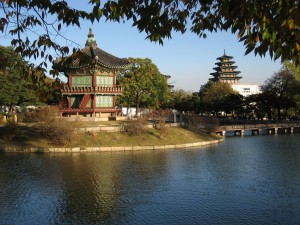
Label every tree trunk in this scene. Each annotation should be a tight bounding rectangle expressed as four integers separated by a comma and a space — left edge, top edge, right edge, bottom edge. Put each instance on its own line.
135, 95, 140, 117
277, 107, 281, 120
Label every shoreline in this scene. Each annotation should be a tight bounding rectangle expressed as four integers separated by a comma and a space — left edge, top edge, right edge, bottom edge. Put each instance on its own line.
0, 139, 224, 153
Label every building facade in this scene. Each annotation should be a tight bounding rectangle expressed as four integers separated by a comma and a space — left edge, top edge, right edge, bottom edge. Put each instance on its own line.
54, 28, 130, 118
231, 83, 260, 97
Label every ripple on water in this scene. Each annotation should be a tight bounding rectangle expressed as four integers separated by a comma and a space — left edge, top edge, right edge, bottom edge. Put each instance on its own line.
0, 134, 300, 224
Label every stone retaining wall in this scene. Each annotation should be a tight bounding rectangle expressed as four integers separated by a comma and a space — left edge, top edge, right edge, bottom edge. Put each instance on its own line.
79, 122, 182, 133
0, 139, 223, 153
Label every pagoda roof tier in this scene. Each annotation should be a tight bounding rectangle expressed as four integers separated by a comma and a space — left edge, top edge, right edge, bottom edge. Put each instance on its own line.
210, 75, 242, 80
216, 51, 234, 60
216, 55, 233, 61
210, 71, 241, 76
213, 66, 238, 71
215, 61, 236, 66
54, 28, 130, 71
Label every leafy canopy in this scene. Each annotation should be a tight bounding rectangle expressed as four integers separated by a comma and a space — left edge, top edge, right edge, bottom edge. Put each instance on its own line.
0, 45, 62, 110
200, 81, 240, 113
0, 0, 299, 72
260, 68, 300, 118
118, 58, 170, 116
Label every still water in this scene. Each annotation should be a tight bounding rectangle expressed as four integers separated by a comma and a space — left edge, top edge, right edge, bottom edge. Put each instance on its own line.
0, 134, 300, 225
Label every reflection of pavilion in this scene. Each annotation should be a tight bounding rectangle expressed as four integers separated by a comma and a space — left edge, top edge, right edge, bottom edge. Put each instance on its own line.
53, 28, 130, 119
54, 152, 169, 223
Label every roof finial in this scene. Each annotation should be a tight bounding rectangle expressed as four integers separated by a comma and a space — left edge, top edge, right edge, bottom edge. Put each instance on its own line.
85, 26, 97, 47
224, 49, 226, 56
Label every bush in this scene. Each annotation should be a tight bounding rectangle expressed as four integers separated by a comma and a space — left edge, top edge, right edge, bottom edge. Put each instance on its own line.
23, 106, 77, 146
0, 114, 5, 125
124, 118, 148, 136
182, 113, 220, 132
0, 121, 20, 141
146, 110, 172, 134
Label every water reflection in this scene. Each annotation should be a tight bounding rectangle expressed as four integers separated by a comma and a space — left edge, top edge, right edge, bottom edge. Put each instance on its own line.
0, 134, 300, 224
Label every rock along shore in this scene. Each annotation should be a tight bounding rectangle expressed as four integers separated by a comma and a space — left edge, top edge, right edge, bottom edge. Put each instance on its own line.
0, 139, 224, 153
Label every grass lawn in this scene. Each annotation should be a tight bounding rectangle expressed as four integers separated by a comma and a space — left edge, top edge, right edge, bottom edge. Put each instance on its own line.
0, 125, 221, 149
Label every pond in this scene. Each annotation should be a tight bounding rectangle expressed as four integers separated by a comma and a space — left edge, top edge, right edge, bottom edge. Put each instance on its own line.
0, 134, 299, 224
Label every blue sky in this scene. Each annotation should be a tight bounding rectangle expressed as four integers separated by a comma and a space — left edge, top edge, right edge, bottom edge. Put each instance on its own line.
59, 20, 282, 92
1, 1, 282, 92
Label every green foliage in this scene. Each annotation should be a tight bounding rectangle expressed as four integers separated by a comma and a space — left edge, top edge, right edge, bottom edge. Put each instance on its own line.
283, 61, 300, 81
0, 0, 299, 69
0, 70, 39, 112
0, 45, 62, 109
170, 89, 200, 113
260, 68, 300, 120
200, 81, 240, 114
118, 58, 170, 116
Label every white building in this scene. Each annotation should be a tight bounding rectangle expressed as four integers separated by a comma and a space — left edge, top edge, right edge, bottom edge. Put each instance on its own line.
231, 83, 261, 97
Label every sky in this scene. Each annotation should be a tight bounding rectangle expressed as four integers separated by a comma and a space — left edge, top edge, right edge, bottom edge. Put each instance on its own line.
1, 1, 282, 92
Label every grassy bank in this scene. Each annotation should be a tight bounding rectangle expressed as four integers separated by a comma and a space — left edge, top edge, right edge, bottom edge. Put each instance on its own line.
0, 125, 221, 149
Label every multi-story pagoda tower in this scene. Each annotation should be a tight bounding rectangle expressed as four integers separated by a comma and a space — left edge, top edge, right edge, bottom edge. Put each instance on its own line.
54, 28, 130, 119
210, 51, 242, 84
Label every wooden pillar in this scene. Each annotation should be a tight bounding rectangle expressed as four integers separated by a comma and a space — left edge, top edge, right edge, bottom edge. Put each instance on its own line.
69, 72, 72, 87
68, 96, 71, 109
113, 95, 116, 108
93, 71, 96, 87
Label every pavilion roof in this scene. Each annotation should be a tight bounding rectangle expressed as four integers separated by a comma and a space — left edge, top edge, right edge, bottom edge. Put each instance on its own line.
53, 28, 130, 71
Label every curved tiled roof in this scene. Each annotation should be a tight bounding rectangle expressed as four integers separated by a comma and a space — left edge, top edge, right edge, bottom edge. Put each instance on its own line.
54, 28, 130, 71
209, 51, 242, 83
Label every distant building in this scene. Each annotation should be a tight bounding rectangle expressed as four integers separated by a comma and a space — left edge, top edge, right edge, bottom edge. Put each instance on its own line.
210, 51, 242, 84
162, 74, 175, 90
209, 51, 260, 96
231, 83, 260, 97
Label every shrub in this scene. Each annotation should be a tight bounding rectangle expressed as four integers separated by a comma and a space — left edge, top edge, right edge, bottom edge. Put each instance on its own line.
0, 121, 20, 141
182, 113, 220, 132
146, 109, 173, 134
123, 118, 148, 136
23, 106, 77, 146
0, 114, 5, 125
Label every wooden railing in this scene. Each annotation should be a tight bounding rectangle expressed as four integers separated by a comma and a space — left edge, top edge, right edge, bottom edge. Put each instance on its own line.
61, 107, 121, 112
61, 85, 123, 93
217, 122, 300, 131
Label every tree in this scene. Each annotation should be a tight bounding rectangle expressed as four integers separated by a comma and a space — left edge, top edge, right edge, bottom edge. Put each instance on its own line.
200, 81, 239, 115
0, 45, 61, 112
118, 58, 170, 116
260, 68, 300, 120
222, 93, 244, 118
283, 61, 300, 81
0, 0, 299, 72
244, 93, 273, 121
0, 70, 39, 113
169, 89, 200, 113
